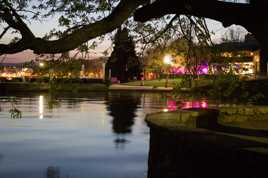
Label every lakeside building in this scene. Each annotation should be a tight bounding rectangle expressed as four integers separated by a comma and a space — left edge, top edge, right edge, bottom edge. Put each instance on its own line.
0, 58, 108, 80
211, 34, 260, 76
82, 57, 107, 79
0, 63, 32, 79
144, 34, 260, 79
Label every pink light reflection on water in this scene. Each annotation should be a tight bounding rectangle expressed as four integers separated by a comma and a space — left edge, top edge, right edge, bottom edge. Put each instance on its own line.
162, 100, 178, 112
180, 100, 208, 109
167, 100, 177, 111
162, 100, 209, 112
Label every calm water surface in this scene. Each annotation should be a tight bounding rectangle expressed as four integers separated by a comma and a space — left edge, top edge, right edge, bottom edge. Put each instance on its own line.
0, 92, 170, 178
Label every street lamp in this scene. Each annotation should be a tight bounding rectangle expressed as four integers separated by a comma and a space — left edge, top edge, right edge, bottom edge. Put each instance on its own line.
39, 62, 45, 68
163, 55, 173, 65
163, 55, 173, 88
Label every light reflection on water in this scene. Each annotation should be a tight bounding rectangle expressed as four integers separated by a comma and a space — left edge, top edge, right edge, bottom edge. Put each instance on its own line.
0, 92, 171, 178
181, 100, 209, 109
39, 95, 44, 120
162, 99, 209, 112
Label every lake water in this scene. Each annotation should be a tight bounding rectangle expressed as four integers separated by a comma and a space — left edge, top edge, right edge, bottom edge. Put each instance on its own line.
0, 92, 170, 178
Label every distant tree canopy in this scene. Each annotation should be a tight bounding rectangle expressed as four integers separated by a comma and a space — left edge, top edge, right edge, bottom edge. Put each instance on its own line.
106, 27, 141, 82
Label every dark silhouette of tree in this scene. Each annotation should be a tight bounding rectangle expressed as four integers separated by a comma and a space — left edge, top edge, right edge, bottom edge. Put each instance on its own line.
106, 93, 140, 148
46, 166, 60, 178
106, 93, 140, 134
106, 27, 141, 82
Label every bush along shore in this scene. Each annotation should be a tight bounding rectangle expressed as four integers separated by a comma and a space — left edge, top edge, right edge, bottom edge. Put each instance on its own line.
175, 74, 268, 105
0, 78, 108, 93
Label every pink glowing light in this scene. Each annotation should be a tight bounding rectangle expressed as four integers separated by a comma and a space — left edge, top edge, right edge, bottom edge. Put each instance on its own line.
170, 64, 209, 75
180, 101, 208, 109
201, 67, 208, 74
201, 101, 208, 108
167, 100, 177, 111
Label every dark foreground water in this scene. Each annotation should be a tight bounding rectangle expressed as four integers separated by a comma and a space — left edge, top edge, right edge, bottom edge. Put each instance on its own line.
0, 92, 170, 178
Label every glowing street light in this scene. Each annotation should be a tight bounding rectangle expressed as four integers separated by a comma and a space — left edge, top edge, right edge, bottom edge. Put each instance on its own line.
39, 62, 45, 68
163, 55, 173, 65
163, 55, 173, 88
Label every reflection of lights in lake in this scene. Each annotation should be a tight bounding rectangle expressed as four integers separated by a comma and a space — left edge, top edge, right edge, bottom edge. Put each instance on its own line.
167, 100, 177, 111
181, 101, 208, 109
201, 101, 208, 108
162, 100, 208, 112
39, 95, 44, 119
163, 108, 169, 112
162, 100, 178, 112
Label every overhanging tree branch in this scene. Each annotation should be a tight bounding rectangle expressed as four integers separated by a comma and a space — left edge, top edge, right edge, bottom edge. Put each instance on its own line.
0, 2, 35, 40
134, 0, 255, 28
0, 0, 148, 54
134, 0, 268, 75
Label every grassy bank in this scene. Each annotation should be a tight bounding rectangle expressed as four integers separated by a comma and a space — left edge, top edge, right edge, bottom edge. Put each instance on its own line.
124, 79, 181, 88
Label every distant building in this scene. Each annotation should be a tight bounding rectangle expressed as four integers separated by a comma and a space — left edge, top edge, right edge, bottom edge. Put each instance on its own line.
212, 33, 260, 75
143, 34, 261, 79
82, 57, 108, 79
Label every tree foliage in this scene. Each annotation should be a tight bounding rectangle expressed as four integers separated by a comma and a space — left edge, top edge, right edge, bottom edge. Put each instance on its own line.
0, 0, 148, 54
1, 0, 264, 63
106, 27, 141, 82
0, 0, 216, 58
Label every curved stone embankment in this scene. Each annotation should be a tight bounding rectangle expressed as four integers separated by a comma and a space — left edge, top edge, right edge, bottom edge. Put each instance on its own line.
219, 105, 268, 131
146, 109, 268, 178
220, 105, 268, 116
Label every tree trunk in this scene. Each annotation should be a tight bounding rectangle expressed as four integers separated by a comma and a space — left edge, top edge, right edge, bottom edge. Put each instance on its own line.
259, 47, 268, 76
254, 31, 268, 76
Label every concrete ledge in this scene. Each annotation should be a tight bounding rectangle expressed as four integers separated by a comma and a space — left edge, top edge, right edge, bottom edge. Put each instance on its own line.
146, 108, 268, 139
146, 109, 218, 133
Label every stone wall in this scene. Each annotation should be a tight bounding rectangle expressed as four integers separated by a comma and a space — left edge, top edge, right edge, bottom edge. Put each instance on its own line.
146, 109, 268, 178
219, 105, 268, 127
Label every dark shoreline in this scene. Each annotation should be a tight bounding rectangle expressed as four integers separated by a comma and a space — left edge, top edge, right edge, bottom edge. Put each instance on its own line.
0, 82, 175, 93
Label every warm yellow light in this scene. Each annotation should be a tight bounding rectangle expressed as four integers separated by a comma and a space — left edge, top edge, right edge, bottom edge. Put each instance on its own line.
163, 55, 173, 65
39, 95, 44, 119
163, 108, 169, 112
39, 62, 45, 67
